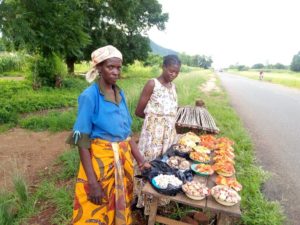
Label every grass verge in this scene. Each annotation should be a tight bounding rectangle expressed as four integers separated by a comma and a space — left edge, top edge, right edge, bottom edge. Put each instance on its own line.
227, 69, 300, 89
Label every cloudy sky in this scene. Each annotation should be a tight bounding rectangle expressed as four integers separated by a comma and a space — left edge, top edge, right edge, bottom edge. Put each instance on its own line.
148, 0, 300, 68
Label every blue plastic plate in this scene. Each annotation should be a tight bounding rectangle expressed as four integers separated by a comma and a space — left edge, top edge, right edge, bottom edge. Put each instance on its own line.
191, 163, 213, 176
151, 177, 167, 189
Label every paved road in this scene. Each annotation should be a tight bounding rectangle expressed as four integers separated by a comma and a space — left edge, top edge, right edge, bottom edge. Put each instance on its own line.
218, 72, 300, 225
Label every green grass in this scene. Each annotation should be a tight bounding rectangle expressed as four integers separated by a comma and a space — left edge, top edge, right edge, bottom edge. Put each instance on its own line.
0, 123, 15, 133
0, 176, 36, 225
0, 71, 25, 77
0, 77, 88, 127
74, 61, 90, 75
228, 69, 300, 89
57, 149, 80, 179
0, 52, 29, 75
49, 186, 73, 225
0, 151, 78, 225
19, 109, 76, 132
0, 193, 16, 225
175, 68, 211, 106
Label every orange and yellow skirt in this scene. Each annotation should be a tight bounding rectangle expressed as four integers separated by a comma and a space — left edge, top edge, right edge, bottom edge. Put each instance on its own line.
72, 138, 134, 225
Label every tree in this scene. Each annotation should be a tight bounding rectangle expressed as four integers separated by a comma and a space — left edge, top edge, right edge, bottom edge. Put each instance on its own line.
197, 55, 213, 69
143, 53, 163, 67
252, 63, 264, 69
273, 63, 287, 70
0, 38, 6, 51
71, 0, 168, 73
290, 52, 300, 72
0, 0, 168, 74
0, 0, 90, 58
179, 53, 193, 66
237, 65, 249, 71
179, 53, 213, 68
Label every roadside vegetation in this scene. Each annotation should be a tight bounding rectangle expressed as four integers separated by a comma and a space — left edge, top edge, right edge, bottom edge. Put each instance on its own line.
227, 69, 300, 89
0, 52, 29, 77
0, 61, 285, 225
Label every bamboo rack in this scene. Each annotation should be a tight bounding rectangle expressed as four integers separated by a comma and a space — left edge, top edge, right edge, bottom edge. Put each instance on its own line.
175, 101, 220, 134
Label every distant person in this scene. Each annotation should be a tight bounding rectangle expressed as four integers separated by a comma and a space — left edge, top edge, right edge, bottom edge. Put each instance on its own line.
259, 71, 264, 80
68, 45, 150, 225
134, 54, 181, 214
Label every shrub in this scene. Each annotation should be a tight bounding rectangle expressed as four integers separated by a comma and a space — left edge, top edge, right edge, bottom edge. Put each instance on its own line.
0, 52, 28, 73
62, 76, 88, 90
0, 108, 18, 124
29, 54, 67, 88
143, 53, 162, 67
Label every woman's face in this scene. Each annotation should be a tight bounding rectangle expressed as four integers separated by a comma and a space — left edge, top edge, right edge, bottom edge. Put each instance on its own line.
97, 57, 122, 85
162, 64, 181, 82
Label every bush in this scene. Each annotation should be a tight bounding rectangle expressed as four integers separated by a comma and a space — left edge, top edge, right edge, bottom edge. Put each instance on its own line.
143, 53, 162, 67
29, 54, 67, 87
123, 61, 159, 78
62, 76, 88, 90
0, 108, 18, 124
0, 52, 28, 73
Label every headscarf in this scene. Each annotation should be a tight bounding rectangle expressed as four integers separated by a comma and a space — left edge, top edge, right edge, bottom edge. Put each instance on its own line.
85, 45, 123, 83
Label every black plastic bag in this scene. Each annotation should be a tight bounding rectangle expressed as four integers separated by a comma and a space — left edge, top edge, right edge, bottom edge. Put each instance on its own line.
138, 160, 193, 196
167, 144, 190, 159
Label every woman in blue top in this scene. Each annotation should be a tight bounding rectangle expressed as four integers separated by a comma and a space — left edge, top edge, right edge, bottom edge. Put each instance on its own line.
68, 45, 150, 225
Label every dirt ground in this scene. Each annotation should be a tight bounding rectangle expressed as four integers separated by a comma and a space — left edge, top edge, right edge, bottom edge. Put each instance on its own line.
0, 128, 146, 224
200, 76, 220, 93
0, 128, 70, 190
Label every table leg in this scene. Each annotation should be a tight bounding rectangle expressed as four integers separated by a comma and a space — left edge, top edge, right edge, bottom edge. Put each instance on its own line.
217, 213, 236, 225
148, 197, 159, 225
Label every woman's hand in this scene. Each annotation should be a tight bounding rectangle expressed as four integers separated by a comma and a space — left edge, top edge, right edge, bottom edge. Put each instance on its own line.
88, 181, 103, 205
79, 148, 104, 205
139, 161, 151, 171
142, 162, 151, 170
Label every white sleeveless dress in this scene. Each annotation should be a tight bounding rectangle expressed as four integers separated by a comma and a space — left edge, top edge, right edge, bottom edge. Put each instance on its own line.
136, 78, 178, 214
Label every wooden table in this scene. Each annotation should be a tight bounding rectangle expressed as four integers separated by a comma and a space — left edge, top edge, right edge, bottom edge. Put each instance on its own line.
142, 174, 241, 225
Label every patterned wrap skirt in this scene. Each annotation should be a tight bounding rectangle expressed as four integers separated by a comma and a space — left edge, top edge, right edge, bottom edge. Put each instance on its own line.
73, 138, 134, 225
135, 113, 177, 215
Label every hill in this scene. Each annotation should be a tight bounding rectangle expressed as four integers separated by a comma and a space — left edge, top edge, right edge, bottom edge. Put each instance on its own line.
150, 40, 178, 56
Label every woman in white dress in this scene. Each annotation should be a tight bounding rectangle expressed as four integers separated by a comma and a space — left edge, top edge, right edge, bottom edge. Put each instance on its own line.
134, 55, 181, 214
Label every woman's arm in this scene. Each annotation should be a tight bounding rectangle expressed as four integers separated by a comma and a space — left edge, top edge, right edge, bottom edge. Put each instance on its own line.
135, 80, 155, 118
129, 139, 151, 170
79, 148, 103, 205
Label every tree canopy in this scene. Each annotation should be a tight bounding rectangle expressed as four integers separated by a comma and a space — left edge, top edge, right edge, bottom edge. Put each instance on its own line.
0, 0, 90, 57
179, 53, 213, 69
0, 0, 168, 73
252, 63, 264, 69
291, 52, 300, 72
